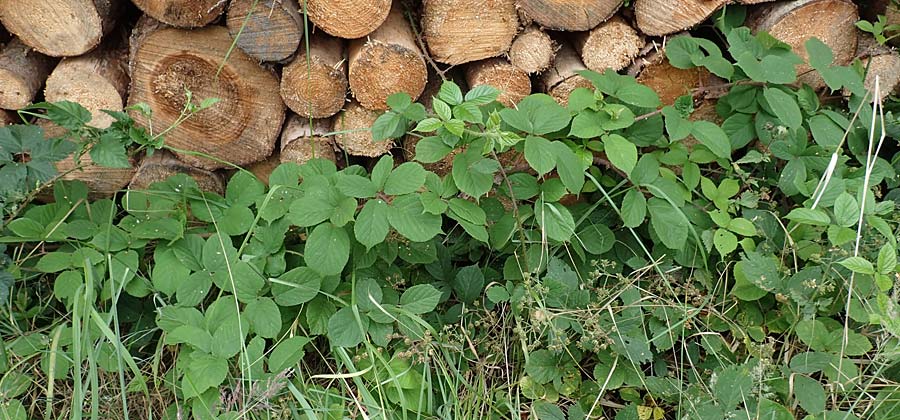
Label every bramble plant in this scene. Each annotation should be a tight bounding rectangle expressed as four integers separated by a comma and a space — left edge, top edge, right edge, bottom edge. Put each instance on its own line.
1, 14, 900, 420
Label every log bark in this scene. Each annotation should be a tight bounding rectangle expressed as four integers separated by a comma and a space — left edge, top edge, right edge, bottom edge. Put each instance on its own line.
306, 0, 391, 39
39, 120, 135, 198
854, 34, 900, 101
129, 150, 224, 193
508, 25, 556, 74
280, 33, 348, 118
335, 100, 393, 157
631, 46, 722, 106
131, 0, 225, 28
465, 58, 531, 107
0, 38, 52, 110
128, 26, 286, 170
574, 15, 644, 73
281, 114, 338, 165
747, 0, 858, 89
634, 0, 727, 36
422, 0, 518, 65
516, 0, 622, 31
246, 152, 282, 185
349, 5, 427, 110
226, 0, 303, 63
44, 41, 128, 128
540, 41, 593, 105
0, 0, 118, 56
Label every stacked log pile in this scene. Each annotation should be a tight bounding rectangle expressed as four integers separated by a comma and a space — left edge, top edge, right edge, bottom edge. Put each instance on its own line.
0, 0, 873, 195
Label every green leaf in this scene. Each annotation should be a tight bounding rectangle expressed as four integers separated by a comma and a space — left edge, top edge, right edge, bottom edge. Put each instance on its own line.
647, 198, 688, 250
370, 155, 393, 190
662, 106, 692, 141
414, 118, 442, 133
384, 162, 426, 195
785, 208, 831, 226
533, 402, 566, 420
288, 195, 334, 227
327, 307, 368, 347
839, 257, 875, 275
794, 374, 826, 415
451, 148, 498, 198
464, 85, 500, 105
438, 81, 464, 105
714, 367, 753, 409
486, 286, 510, 303
499, 94, 571, 135
525, 350, 561, 384
244, 298, 281, 339
728, 218, 756, 236
832, 192, 859, 228
603, 134, 637, 176
690, 121, 731, 159
732, 261, 769, 301
535, 201, 576, 242
388, 194, 443, 242
305, 224, 350, 276
878, 244, 897, 275
763, 88, 802, 129
335, 173, 377, 198
796, 319, 831, 351
274, 267, 322, 306
453, 265, 484, 303
90, 133, 130, 168
36, 252, 72, 273
268, 336, 310, 372
551, 142, 584, 193
756, 399, 793, 420
713, 229, 738, 256
621, 189, 647, 228
183, 353, 228, 397
414, 136, 452, 164
524, 136, 556, 177
371, 112, 403, 141
433, 98, 452, 121
448, 198, 486, 225
355, 199, 390, 249
226, 171, 265, 206
615, 84, 661, 108
400, 284, 441, 314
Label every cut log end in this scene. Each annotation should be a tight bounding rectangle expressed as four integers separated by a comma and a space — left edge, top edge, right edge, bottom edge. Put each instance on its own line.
129, 26, 285, 170
131, 0, 225, 28
280, 34, 348, 118
508, 25, 556, 74
0, 0, 116, 56
541, 41, 592, 105
246, 153, 282, 185
749, 0, 859, 88
633, 47, 720, 106
349, 7, 427, 110
854, 35, 900, 101
129, 150, 225, 194
422, 0, 518, 65
307, 0, 391, 39
516, 0, 622, 31
575, 15, 644, 73
335, 100, 394, 157
634, 0, 728, 36
44, 43, 128, 128
226, 0, 303, 62
0, 38, 51, 109
281, 114, 338, 165
466, 58, 531, 107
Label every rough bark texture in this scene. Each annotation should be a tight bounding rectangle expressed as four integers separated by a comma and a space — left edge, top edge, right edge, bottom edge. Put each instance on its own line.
335, 100, 393, 157
855, 34, 900, 101
466, 58, 531, 107
0, 38, 52, 110
574, 15, 644, 73
516, 0, 622, 31
306, 0, 391, 39
634, 0, 728, 36
281, 33, 348, 118
0, 0, 118, 56
281, 114, 337, 165
246, 152, 282, 185
129, 26, 286, 170
422, 0, 518, 65
748, 0, 858, 88
129, 149, 225, 194
131, 0, 225, 28
540, 41, 593, 105
226, 0, 303, 62
44, 40, 128, 128
348, 6, 427, 110
508, 25, 556, 74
